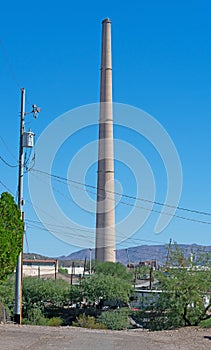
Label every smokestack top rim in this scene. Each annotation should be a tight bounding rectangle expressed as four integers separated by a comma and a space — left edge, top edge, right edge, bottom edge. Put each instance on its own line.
102, 18, 111, 24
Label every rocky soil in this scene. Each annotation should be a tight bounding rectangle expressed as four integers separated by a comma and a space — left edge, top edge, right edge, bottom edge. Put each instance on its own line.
0, 324, 210, 350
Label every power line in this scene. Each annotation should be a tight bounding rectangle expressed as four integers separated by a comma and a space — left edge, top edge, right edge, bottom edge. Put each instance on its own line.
25, 219, 168, 246
0, 178, 18, 203
25, 219, 94, 234
30, 168, 211, 217
0, 155, 18, 168
0, 37, 21, 90
26, 223, 94, 245
23, 195, 207, 253
0, 135, 18, 161
0, 180, 15, 194
0, 38, 33, 107
115, 228, 167, 246
29, 168, 211, 225
24, 231, 30, 254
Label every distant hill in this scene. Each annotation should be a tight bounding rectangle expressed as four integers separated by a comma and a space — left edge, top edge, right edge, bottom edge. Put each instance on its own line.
58, 249, 91, 261
56, 243, 211, 266
24, 244, 210, 266
23, 253, 53, 261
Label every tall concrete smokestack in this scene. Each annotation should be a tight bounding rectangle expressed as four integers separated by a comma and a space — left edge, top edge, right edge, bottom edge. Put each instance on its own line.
95, 18, 116, 262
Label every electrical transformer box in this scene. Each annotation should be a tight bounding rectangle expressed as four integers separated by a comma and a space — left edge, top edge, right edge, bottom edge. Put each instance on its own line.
23, 131, 35, 148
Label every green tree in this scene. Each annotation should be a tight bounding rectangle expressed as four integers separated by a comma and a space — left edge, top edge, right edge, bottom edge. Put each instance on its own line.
0, 192, 24, 282
81, 262, 133, 307
94, 261, 133, 282
0, 276, 81, 323
22, 277, 78, 315
80, 273, 133, 306
153, 244, 211, 328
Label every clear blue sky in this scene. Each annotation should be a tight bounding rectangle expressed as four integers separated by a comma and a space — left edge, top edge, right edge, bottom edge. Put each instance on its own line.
0, 0, 210, 257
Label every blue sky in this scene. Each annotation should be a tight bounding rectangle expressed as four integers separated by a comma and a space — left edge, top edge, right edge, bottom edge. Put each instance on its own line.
0, 0, 210, 257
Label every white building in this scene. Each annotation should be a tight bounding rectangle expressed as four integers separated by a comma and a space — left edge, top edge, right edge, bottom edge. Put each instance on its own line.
22, 259, 58, 278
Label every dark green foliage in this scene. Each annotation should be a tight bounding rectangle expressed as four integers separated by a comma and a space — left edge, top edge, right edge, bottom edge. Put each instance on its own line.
131, 309, 172, 331
22, 308, 63, 326
0, 192, 24, 282
97, 309, 131, 330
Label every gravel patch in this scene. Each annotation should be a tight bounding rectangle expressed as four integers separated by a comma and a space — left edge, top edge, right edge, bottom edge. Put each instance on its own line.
0, 324, 210, 350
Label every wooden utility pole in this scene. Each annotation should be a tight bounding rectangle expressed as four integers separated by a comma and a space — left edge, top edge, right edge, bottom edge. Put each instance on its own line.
14, 88, 25, 325
14, 89, 40, 324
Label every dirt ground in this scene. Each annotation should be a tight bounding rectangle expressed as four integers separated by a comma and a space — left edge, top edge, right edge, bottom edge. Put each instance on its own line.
0, 324, 210, 350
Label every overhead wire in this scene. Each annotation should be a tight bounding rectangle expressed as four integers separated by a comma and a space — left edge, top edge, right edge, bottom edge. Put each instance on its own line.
0, 37, 32, 107
29, 168, 211, 225
1, 155, 210, 254
0, 155, 18, 168
0, 45, 31, 134
1, 162, 210, 258
0, 135, 18, 161
30, 168, 211, 217
25, 219, 167, 248
26, 223, 94, 245
25, 218, 94, 234
24, 231, 30, 254
0, 37, 21, 90
0, 180, 15, 194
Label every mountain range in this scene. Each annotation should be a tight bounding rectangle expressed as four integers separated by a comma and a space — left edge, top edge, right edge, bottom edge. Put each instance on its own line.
24, 244, 210, 266
56, 243, 211, 265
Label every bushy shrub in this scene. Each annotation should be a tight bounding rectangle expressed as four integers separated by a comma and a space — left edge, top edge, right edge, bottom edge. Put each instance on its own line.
22, 308, 48, 326
58, 267, 68, 275
22, 277, 80, 318
199, 318, 211, 328
47, 317, 63, 327
0, 276, 15, 319
97, 309, 131, 330
131, 309, 172, 331
73, 313, 106, 329
23, 308, 63, 326
21, 277, 82, 325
